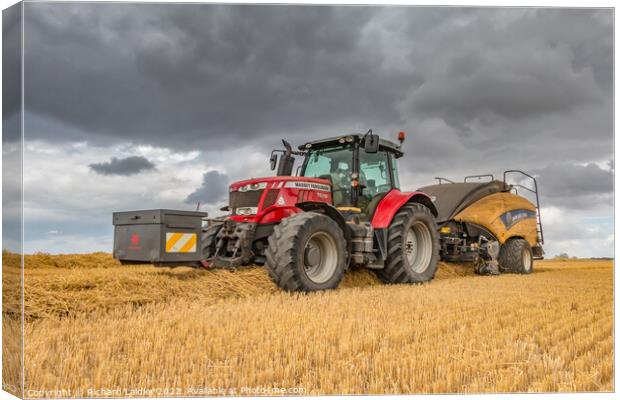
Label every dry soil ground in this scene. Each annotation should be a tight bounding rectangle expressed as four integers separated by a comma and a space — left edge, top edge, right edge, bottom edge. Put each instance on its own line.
2, 253, 614, 396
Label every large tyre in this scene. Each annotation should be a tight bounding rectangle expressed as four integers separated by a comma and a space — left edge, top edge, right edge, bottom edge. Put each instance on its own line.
265, 212, 347, 292
201, 222, 223, 259
375, 203, 439, 284
499, 238, 533, 274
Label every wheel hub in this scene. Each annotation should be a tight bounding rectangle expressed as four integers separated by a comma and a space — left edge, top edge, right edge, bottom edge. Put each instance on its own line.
405, 221, 433, 273
304, 243, 321, 267
405, 233, 417, 258
302, 232, 338, 284
523, 248, 532, 272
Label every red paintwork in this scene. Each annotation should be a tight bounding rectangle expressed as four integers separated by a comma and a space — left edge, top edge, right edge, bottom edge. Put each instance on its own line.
370, 189, 433, 228
227, 176, 332, 224
257, 205, 300, 224
229, 176, 331, 191
226, 177, 432, 228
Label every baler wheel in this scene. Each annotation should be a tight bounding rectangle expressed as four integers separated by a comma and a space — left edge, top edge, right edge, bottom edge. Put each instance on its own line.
375, 203, 439, 284
265, 212, 346, 292
499, 238, 533, 274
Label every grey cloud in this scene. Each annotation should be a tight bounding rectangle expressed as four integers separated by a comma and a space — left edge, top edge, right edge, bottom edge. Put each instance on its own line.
407, 56, 599, 125
23, 3, 402, 149
532, 162, 613, 209
185, 171, 229, 205
398, 9, 610, 130
21, 5, 612, 166
3, 3, 22, 142
89, 156, 155, 176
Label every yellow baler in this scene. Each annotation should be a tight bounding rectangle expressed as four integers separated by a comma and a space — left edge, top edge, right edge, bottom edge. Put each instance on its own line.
418, 171, 544, 274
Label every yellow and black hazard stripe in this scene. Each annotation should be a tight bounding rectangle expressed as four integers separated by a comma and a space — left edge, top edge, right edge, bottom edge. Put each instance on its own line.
165, 232, 197, 253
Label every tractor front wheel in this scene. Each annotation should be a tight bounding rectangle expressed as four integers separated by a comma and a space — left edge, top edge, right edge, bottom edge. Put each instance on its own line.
265, 212, 346, 292
375, 203, 439, 284
201, 221, 223, 259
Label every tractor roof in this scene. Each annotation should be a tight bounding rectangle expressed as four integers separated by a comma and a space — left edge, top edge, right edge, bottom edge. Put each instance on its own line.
299, 134, 404, 158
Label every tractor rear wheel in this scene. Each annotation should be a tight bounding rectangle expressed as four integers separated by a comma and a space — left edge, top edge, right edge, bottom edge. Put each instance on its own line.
375, 203, 439, 284
265, 212, 346, 292
499, 238, 533, 274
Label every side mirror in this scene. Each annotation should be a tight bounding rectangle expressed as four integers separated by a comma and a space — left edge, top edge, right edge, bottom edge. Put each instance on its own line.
269, 153, 278, 170
364, 134, 379, 153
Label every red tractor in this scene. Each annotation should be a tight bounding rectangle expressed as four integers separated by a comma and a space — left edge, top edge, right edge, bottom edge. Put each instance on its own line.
114, 131, 439, 291
200, 131, 439, 291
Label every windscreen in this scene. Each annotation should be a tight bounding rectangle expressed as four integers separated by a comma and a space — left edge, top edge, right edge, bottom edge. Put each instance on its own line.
302, 145, 353, 206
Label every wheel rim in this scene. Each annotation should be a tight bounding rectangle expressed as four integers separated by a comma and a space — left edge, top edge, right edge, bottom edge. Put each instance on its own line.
522, 248, 532, 272
405, 221, 433, 273
303, 231, 339, 284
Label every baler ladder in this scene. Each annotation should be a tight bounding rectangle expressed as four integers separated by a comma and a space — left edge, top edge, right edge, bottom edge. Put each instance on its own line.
503, 170, 544, 245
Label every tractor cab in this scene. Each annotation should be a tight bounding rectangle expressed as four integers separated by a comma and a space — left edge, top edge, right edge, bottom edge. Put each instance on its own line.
271, 131, 406, 218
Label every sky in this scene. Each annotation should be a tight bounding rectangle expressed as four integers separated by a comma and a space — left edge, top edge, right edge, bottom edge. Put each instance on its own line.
2, 3, 614, 257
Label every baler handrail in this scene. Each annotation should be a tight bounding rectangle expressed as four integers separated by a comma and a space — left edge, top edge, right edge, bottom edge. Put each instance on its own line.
434, 176, 455, 184
503, 170, 544, 245
503, 169, 537, 183
464, 174, 494, 182
510, 183, 536, 194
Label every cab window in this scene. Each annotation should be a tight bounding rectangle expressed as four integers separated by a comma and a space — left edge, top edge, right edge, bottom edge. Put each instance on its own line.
391, 154, 400, 189
359, 151, 392, 206
303, 145, 353, 207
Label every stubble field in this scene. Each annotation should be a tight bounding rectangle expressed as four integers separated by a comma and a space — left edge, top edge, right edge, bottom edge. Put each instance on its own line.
2, 252, 614, 396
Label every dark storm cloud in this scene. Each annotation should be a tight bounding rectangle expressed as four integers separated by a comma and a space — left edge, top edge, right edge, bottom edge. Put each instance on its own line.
21, 5, 612, 165
532, 162, 613, 209
3, 3, 22, 142
408, 58, 598, 126
89, 156, 155, 176
185, 170, 229, 205
23, 3, 404, 149
399, 9, 610, 132
21, 4, 613, 212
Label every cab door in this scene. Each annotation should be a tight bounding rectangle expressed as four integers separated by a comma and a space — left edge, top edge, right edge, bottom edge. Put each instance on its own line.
358, 151, 394, 217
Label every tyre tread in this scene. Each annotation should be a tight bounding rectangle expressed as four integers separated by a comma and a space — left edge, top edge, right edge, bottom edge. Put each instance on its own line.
375, 203, 439, 284
265, 212, 346, 292
201, 222, 223, 259
499, 238, 533, 274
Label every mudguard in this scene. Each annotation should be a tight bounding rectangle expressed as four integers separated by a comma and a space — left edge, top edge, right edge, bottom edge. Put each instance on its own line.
295, 201, 353, 262
295, 202, 351, 242
370, 189, 438, 229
